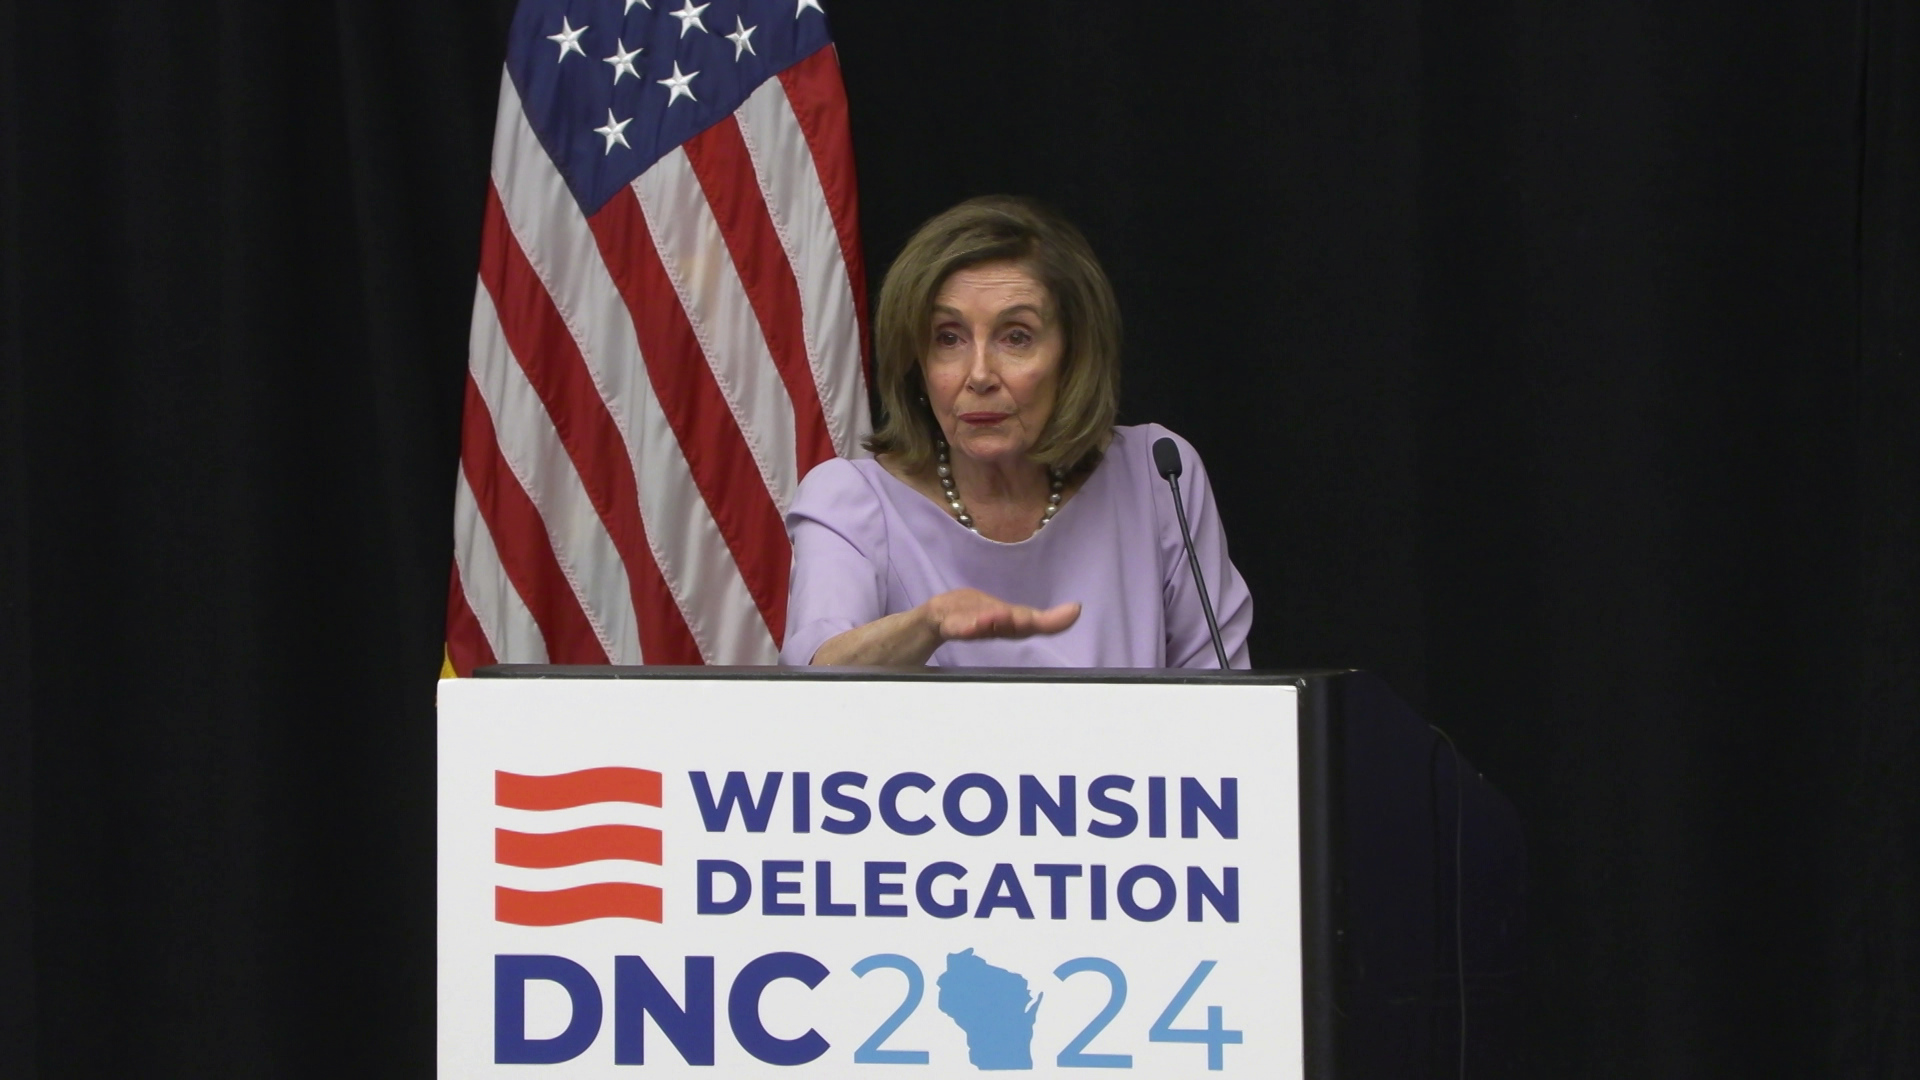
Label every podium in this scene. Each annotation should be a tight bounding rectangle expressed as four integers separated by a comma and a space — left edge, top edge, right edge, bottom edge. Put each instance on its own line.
438, 668, 1523, 1079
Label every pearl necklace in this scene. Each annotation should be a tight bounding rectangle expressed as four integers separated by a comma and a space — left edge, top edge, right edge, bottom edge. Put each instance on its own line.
935, 439, 1067, 533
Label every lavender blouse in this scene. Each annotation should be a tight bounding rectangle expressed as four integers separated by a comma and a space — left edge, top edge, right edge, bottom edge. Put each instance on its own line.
780, 424, 1253, 668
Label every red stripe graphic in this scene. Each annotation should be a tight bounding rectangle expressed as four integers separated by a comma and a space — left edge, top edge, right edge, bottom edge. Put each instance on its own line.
779, 47, 871, 368
479, 184, 702, 664
496, 767, 664, 810
587, 187, 791, 640
683, 115, 837, 474
460, 373, 610, 665
496, 824, 663, 869
445, 560, 498, 678
497, 883, 664, 925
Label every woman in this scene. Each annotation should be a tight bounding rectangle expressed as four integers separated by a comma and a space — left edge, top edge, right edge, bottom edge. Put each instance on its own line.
780, 196, 1252, 668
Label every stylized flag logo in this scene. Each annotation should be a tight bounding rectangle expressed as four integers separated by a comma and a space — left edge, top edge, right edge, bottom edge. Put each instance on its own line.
494, 767, 665, 925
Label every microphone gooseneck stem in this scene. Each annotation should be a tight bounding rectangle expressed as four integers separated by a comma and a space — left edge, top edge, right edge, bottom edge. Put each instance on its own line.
1165, 472, 1232, 670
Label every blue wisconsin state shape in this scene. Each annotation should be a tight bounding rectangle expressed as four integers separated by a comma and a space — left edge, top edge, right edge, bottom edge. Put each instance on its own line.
936, 949, 1043, 1070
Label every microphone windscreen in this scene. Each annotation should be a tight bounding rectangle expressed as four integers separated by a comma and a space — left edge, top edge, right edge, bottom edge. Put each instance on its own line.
1152, 436, 1183, 479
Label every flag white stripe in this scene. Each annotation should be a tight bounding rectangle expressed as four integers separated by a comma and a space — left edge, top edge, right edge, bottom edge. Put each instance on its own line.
735, 78, 872, 460
489, 71, 778, 664
632, 148, 801, 511
468, 278, 642, 665
493, 864, 666, 892
493, 804, 660, 830
453, 464, 548, 664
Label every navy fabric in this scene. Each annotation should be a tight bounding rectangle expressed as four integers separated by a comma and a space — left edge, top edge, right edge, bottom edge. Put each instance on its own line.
505, 0, 833, 213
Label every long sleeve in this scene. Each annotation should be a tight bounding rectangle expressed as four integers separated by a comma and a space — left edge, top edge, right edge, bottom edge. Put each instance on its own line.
780, 459, 890, 665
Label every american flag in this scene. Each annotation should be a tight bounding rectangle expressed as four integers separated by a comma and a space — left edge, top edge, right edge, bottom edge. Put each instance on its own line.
446, 0, 871, 673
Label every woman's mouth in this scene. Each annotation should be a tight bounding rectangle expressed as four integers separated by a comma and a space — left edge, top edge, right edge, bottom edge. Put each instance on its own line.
958, 412, 1010, 426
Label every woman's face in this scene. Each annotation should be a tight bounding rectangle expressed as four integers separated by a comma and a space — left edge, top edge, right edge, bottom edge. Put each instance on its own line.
921, 260, 1063, 471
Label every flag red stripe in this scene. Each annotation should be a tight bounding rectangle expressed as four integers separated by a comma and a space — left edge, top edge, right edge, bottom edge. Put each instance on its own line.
496, 767, 664, 810
586, 187, 790, 641
460, 374, 609, 664
496, 883, 663, 926
778, 47, 871, 364
479, 185, 702, 664
445, 560, 497, 678
683, 116, 837, 474
495, 824, 664, 869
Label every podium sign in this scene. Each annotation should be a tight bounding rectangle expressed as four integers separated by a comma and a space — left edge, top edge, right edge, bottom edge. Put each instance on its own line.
439, 674, 1304, 1077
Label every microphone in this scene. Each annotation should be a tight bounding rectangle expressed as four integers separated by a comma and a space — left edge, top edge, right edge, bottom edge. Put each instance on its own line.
1152, 436, 1232, 670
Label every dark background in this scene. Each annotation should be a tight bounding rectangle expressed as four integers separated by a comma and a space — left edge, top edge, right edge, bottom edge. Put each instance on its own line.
3, 0, 1914, 1075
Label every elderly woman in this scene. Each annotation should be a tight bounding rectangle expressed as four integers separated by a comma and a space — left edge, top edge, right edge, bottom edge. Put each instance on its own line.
780, 196, 1252, 668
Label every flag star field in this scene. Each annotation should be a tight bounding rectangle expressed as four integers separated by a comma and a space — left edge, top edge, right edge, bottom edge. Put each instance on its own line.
509, 0, 834, 213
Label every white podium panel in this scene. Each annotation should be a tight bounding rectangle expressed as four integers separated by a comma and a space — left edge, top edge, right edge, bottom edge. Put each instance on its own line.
438, 675, 1302, 1078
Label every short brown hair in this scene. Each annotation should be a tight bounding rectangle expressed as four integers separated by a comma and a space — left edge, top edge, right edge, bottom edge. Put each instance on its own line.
865, 195, 1121, 474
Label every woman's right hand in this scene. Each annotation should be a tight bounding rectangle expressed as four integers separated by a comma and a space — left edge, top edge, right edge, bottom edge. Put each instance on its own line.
809, 588, 1081, 666
921, 588, 1081, 643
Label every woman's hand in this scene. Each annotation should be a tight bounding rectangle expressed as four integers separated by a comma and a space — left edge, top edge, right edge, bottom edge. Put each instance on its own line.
809, 588, 1081, 666
922, 588, 1081, 643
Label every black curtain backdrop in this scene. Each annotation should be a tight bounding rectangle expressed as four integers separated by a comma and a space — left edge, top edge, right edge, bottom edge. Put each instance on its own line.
2, 1, 1914, 1076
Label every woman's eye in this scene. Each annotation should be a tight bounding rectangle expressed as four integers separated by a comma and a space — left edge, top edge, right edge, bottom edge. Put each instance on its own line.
1004, 328, 1034, 348
932, 330, 960, 347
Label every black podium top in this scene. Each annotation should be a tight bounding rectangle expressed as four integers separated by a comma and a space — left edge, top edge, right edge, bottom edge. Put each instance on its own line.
473, 664, 1350, 685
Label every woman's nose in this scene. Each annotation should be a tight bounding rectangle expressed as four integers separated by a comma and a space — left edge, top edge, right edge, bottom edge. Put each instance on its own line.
965, 343, 998, 391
